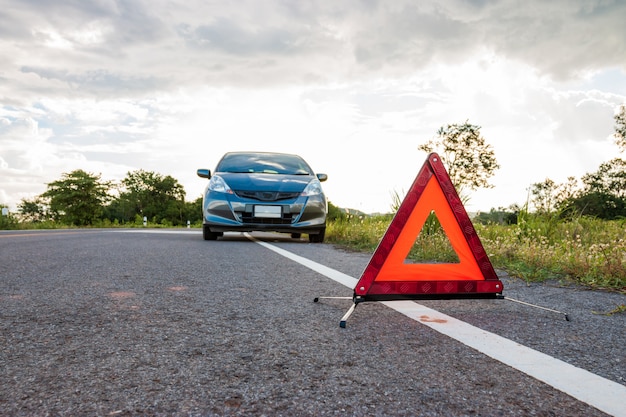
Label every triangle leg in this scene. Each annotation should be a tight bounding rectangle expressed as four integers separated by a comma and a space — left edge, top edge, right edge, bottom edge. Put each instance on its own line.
340, 302, 358, 328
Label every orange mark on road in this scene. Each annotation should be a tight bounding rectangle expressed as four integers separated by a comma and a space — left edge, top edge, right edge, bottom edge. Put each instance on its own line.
108, 291, 136, 299
167, 286, 188, 292
420, 315, 447, 324
0, 231, 101, 239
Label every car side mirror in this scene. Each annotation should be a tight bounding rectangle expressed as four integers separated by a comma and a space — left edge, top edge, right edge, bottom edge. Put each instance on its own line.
316, 173, 328, 182
197, 169, 211, 179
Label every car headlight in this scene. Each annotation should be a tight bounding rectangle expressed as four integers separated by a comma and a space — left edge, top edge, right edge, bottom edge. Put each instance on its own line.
208, 175, 233, 194
301, 179, 323, 196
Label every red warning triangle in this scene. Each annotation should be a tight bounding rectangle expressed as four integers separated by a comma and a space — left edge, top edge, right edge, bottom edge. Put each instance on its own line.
354, 153, 503, 300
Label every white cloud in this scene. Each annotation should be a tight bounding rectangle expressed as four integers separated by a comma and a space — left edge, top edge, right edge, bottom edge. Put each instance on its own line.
1, 0, 625, 213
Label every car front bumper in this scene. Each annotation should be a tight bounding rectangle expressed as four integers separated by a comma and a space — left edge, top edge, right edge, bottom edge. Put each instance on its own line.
202, 192, 327, 234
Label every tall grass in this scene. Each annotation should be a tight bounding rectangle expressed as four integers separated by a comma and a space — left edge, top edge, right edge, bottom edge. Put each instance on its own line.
326, 214, 626, 293
327, 214, 393, 251
478, 215, 626, 291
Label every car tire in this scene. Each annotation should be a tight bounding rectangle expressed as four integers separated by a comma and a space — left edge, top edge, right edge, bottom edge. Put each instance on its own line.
308, 228, 325, 243
203, 225, 219, 241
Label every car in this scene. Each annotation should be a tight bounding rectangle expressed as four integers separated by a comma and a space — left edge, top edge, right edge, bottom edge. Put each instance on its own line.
197, 151, 328, 242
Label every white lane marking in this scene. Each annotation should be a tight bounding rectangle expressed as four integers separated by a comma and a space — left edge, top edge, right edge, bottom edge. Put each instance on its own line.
386, 301, 626, 417
250, 236, 358, 288
249, 235, 626, 417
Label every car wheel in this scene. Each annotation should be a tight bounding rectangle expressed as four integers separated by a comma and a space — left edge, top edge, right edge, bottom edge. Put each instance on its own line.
308, 228, 325, 243
203, 225, 219, 241
291, 233, 302, 239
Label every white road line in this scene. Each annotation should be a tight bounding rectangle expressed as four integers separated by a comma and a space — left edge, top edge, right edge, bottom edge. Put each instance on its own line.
251, 237, 358, 289
386, 300, 626, 417
250, 235, 626, 417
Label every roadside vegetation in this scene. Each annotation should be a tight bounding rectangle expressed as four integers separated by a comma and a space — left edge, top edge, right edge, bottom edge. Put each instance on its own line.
326, 206, 626, 293
1, 169, 203, 230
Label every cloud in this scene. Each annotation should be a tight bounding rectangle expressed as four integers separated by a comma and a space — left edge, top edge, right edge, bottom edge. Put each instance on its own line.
20, 66, 165, 96
1, 0, 625, 213
3, 0, 625, 93
485, 0, 626, 79
178, 19, 299, 55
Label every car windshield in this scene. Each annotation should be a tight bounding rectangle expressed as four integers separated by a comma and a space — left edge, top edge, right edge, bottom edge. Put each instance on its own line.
216, 153, 313, 175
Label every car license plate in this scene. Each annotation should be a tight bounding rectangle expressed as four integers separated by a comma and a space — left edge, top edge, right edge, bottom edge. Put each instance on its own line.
254, 205, 282, 218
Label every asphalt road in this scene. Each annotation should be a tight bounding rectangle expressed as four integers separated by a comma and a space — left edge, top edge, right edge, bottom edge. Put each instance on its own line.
0, 229, 624, 416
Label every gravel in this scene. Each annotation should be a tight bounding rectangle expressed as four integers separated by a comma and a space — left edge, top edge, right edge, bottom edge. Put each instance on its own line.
1, 229, 623, 416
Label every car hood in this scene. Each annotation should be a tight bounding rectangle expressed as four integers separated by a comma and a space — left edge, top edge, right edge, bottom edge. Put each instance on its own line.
219, 173, 313, 192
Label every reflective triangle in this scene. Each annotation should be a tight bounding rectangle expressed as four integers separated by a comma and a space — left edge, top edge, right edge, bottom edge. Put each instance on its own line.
354, 153, 503, 300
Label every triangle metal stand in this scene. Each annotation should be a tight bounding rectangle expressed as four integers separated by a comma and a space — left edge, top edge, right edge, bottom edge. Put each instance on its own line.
315, 294, 570, 328
313, 296, 362, 328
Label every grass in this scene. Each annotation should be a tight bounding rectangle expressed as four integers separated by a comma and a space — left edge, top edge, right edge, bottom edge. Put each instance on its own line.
326, 213, 626, 294
476, 215, 626, 291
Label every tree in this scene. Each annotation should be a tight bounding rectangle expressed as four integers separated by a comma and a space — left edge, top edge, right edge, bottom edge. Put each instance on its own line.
42, 170, 112, 225
615, 104, 626, 153
561, 158, 626, 219
530, 176, 578, 214
581, 158, 626, 199
18, 197, 49, 223
418, 120, 499, 200
111, 170, 187, 225
566, 192, 626, 220
530, 178, 559, 214
183, 196, 203, 224
474, 206, 519, 225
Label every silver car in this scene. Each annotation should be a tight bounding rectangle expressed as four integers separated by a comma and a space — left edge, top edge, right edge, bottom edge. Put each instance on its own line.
197, 152, 328, 242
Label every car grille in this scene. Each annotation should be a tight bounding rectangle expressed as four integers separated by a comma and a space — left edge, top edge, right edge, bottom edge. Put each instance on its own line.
240, 212, 295, 224
234, 190, 300, 202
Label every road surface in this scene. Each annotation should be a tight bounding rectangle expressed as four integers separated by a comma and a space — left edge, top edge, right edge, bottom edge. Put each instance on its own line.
1, 229, 624, 416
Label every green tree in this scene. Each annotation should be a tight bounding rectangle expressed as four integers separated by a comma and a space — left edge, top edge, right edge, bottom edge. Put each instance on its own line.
418, 120, 499, 201
42, 170, 112, 226
561, 158, 626, 219
566, 192, 625, 219
615, 104, 626, 153
183, 196, 203, 224
112, 170, 187, 225
530, 177, 578, 214
18, 197, 49, 222
581, 158, 626, 199
474, 206, 519, 225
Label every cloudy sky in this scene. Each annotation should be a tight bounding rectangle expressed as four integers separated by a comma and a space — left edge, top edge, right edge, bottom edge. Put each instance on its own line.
1, 0, 625, 214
